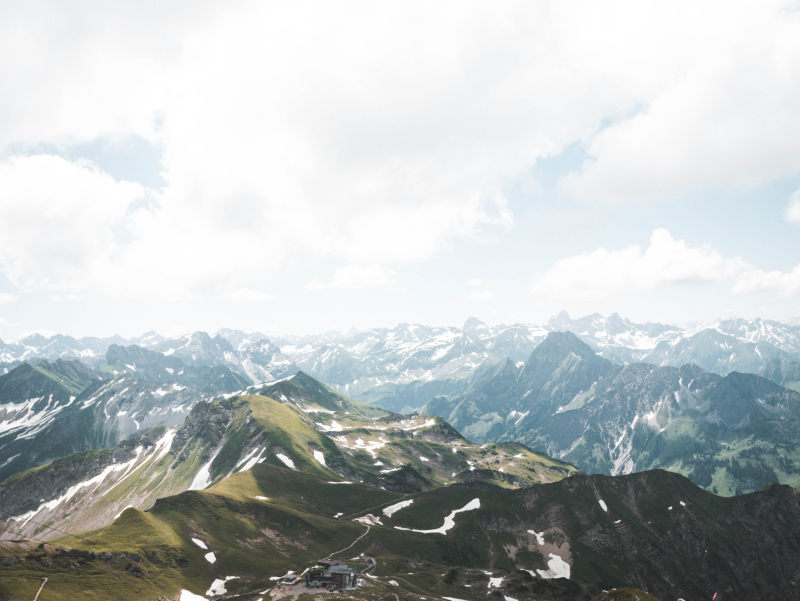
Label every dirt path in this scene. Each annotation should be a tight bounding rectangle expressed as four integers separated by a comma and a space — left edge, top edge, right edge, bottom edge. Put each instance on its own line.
325, 524, 371, 559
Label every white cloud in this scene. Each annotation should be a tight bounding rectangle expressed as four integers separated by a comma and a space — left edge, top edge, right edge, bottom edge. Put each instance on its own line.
732, 265, 800, 297
563, 1, 800, 202
0, 1, 718, 298
467, 278, 495, 301
307, 264, 397, 291
1, 1, 799, 304
529, 229, 794, 299
0, 293, 16, 303
786, 188, 800, 223
467, 289, 495, 302
0, 154, 143, 292
224, 288, 274, 303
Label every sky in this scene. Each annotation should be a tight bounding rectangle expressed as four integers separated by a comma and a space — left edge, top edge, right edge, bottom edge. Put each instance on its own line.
1, 0, 800, 341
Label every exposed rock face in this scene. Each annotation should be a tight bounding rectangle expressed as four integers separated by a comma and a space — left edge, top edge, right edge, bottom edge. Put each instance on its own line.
0, 429, 165, 521
426, 332, 800, 494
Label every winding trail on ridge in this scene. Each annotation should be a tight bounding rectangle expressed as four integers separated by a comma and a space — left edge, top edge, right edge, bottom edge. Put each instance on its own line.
326, 524, 371, 559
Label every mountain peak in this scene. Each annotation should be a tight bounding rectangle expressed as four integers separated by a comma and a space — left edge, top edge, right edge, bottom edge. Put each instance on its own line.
532, 330, 597, 360
463, 316, 488, 333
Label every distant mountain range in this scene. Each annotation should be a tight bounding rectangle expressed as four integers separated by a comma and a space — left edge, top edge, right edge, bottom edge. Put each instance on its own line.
4, 313, 800, 395
3, 314, 800, 494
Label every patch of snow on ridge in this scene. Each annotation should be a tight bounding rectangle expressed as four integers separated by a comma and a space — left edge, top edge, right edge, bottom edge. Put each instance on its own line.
180, 591, 208, 601
206, 576, 238, 596
354, 514, 383, 526
598, 499, 608, 512
488, 576, 504, 588
318, 420, 344, 432
190, 446, 222, 491
10, 450, 146, 525
402, 418, 436, 431
313, 450, 326, 466
383, 499, 414, 517
537, 553, 570, 579
204, 552, 216, 564
237, 447, 267, 473
394, 498, 480, 535
191, 538, 208, 550
527, 530, 544, 545
276, 453, 296, 470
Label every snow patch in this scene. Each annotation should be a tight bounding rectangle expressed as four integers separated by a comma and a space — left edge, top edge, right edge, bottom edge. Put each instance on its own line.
276, 453, 296, 470
394, 498, 480, 535
313, 450, 327, 466
382, 499, 414, 517
598, 499, 608, 512
354, 514, 383, 526
180, 591, 208, 601
204, 552, 216, 564
206, 576, 238, 596
536, 553, 570, 579
488, 576, 504, 588
527, 529, 544, 545
191, 538, 208, 550
189, 447, 222, 491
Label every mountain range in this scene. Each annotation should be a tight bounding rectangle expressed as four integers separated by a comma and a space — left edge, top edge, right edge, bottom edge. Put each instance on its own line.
2, 372, 799, 601
3, 315, 800, 599
4, 313, 800, 397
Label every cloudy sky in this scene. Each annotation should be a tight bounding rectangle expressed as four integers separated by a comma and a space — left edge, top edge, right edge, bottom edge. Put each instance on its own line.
1, 0, 799, 340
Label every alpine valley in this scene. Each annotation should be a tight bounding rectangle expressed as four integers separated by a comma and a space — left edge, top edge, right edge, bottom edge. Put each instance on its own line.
1, 314, 800, 601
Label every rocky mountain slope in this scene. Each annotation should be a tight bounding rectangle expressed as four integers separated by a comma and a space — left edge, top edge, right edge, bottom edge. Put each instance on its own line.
0, 373, 576, 544
423, 332, 800, 495
0, 347, 253, 482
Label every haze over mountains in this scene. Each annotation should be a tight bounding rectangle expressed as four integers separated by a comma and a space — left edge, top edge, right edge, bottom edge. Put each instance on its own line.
4, 312, 800, 389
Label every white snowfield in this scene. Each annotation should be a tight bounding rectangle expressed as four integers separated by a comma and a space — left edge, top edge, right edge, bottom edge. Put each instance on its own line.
204, 552, 216, 564
537, 553, 571, 579
394, 498, 480, 535
313, 449, 326, 466
354, 514, 383, 526
488, 576, 504, 588
10, 428, 177, 526
1, 394, 74, 440
191, 538, 208, 550
206, 576, 238, 596
275, 453, 296, 470
382, 499, 414, 517
180, 590, 208, 601
527, 529, 545, 545
189, 445, 222, 491
598, 499, 608, 512
235, 446, 267, 473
